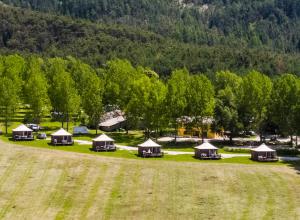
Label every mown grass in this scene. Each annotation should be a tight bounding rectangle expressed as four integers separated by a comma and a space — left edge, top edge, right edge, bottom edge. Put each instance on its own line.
0, 134, 300, 219
0, 135, 294, 166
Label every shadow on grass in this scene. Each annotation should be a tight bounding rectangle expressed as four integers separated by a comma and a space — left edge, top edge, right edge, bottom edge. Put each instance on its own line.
109, 132, 144, 146
281, 160, 300, 174
161, 141, 197, 149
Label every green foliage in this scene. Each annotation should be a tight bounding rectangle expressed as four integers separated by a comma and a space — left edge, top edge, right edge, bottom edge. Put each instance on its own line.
3, 0, 300, 53
166, 69, 190, 123
24, 57, 50, 123
239, 71, 273, 135
223, 147, 251, 154
186, 74, 215, 139
102, 59, 138, 108
0, 52, 300, 140
0, 77, 20, 133
213, 71, 243, 139
48, 59, 81, 130
126, 71, 167, 136
0, 5, 300, 76
270, 74, 300, 136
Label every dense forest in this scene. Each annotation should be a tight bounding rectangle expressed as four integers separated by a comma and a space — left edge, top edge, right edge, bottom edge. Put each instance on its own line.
1, 54, 300, 142
0, 5, 300, 76
2, 0, 300, 52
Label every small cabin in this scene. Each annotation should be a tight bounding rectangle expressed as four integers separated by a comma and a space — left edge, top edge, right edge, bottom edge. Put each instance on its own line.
51, 128, 73, 146
251, 144, 278, 162
138, 139, 163, 158
92, 134, 116, 151
12, 124, 34, 141
194, 142, 221, 159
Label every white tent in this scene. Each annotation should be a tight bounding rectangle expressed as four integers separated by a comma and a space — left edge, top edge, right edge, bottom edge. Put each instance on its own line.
51, 128, 72, 136
251, 143, 275, 152
194, 142, 218, 150
12, 124, 33, 132
93, 134, 114, 142
138, 139, 161, 148
73, 126, 89, 135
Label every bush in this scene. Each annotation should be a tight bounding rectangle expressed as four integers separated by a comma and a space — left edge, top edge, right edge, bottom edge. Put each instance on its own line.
223, 147, 251, 154
276, 149, 299, 156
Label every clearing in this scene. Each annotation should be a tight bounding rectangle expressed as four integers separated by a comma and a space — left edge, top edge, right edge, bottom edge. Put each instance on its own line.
0, 140, 300, 219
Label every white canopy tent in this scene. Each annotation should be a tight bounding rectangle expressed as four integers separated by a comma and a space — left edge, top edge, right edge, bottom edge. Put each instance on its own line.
13, 124, 33, 132
93, 134, 114, 142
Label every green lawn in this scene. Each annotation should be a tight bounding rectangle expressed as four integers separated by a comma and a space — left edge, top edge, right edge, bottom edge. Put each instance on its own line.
0, 142, 299, 219
0, 135, 294, 165
1, 121, 299, 165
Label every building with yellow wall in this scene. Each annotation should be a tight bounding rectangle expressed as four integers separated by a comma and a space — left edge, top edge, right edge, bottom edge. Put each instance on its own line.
177, 116, 223, 139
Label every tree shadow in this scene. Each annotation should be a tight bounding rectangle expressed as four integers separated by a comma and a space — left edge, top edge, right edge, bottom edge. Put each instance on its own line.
280, 160, 300, 175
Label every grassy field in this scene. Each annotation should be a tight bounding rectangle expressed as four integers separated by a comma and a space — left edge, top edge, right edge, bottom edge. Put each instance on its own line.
1, 135, 293, 165
0, 140, 300, 219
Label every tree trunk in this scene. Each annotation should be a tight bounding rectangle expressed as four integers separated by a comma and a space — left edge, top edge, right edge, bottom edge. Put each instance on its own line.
260, 133, 263, 143
5, 116, 8, 135
5, 107, 8, 135
229, 134, 233, 144
66, 112, 69, 131
291, 135, 293, 147
174, 120, 178, 143
201, 124, 204, 143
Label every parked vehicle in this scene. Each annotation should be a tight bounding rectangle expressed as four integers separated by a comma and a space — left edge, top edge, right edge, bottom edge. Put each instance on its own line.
26, 124, 41, 131
37, 133, 47, 139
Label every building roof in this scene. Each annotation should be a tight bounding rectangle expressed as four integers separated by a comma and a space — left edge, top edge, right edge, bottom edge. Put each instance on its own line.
99, 116, 126, 127
51, 128, 72, 136
194, 142, 218, 150
93, 134, 114, 142
138, 139, 161, 148
251, 143, 275, 152
12, 124, 33, 132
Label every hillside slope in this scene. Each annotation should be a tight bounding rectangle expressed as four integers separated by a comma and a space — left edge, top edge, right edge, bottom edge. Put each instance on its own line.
0, 5, 300, 75
2, 0, 300, 53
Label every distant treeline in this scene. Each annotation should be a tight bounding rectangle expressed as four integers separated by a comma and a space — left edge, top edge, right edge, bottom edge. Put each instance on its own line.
2, 0, 300, 53
0, 5, 300, 76
0, 54, 300, 142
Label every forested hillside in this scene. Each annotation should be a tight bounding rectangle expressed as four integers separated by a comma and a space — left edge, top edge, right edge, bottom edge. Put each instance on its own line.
2, 0, 300, 52
1, 5, 300, 76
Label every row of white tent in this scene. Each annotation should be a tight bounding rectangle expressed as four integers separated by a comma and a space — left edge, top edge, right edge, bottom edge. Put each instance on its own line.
12, 124, 276, 154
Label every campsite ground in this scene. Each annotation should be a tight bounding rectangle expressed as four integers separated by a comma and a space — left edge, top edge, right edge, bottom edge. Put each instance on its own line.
0, 139, 300, 219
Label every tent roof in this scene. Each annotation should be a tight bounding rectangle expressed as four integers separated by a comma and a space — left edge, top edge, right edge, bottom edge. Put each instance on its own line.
194, 142, 218, 150
251, 143, 275, 152
12, 124, 33, 132
51, 128, 72, 136
138, 139, 161, 148
99, 116, 126, 127
93, 134, 114, 142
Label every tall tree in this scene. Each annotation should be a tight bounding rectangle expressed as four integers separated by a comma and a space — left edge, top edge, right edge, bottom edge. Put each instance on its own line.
270, 74, 300, 145
49, 66, 80, 131
213, 71, 243, 143
0, 55, 24, 134
186, 74, 215, 142
126, 72, 167, 138
239, 71, 272, 141
24, 58, 50, 124
103, 59, 138, 109
0, 77, 19, 134
81, 73, 104, 134
166, 68, 190, 141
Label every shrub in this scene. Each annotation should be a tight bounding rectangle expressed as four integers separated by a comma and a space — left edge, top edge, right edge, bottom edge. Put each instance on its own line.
223, 147, 251, 154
